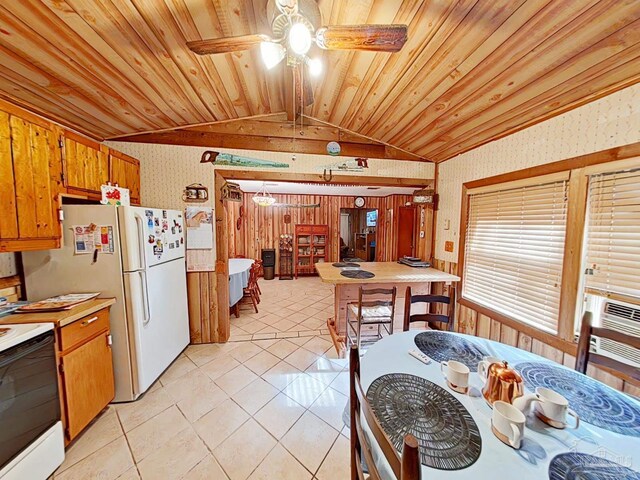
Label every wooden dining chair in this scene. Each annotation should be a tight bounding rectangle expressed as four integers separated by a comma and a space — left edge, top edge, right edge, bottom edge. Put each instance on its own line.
575, 311, 640, 382
346, 287, 397, 350
350, 345, 421, 480
240, 263, 260, 314
403, 286, 455, 332
254, 259, 264, 295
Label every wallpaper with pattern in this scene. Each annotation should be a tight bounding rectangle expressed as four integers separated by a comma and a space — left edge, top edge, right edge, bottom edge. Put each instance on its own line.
0, 253, 17, 278
436, 83, 640, 263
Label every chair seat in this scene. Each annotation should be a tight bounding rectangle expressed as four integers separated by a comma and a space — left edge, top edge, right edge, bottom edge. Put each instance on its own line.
348, 303, 392, 320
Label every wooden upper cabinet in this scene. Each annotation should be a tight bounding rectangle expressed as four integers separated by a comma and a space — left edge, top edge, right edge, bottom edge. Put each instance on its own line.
0, 109, 63, 252
109, 150, 140, 205
62, 132, 109, 197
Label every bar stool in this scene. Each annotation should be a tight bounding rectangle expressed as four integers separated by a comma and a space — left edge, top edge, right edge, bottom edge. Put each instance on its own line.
346, 287, 397, 349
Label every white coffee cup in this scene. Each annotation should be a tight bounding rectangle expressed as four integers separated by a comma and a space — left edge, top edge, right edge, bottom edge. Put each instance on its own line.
533, 387, 580, 429
477, 356, 503, 380
492, 400, 526, 449
440, 360, 470, 393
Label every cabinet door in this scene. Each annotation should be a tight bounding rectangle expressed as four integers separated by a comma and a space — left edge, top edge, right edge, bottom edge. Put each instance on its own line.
109, 151, 140, 205
0, 114, 63, 251
63, 133, 109, 195
61, 331, 114, 440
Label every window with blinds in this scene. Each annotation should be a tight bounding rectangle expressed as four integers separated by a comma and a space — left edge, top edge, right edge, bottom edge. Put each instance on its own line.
584, 168, 640, 302
462, 179, 568, 334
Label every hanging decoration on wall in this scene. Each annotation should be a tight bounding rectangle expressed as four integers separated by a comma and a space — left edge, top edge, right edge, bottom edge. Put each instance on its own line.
236, 205, 244, 230
319, 157, 369, 182
220, 182, 243, 202
201, 151, 290, 168
284, 213, 291, 224
182, 183, 209, 202
326, 141, 341, 156
412, 188, 437, 207
319, 158, 368, 173
272, 202, 320, 209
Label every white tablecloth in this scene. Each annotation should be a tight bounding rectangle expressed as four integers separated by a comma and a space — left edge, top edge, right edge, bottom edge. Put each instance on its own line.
228, 259, 254, 307
360, 331, 640, 479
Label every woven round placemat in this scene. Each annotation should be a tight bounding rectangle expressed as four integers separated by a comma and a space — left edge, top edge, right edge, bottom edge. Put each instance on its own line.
332, 262, 360, 268
366, 373, 481, 471
549, 453, 640, 479
414, 331, 489, 369
343, 257, 362, 263
516, 362, 640, 437
340, 269, 375, 279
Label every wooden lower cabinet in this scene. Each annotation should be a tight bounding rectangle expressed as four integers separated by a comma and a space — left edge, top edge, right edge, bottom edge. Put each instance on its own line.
58, 307, 115, 442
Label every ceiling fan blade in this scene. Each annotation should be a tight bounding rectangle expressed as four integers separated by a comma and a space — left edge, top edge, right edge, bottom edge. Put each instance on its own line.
315, 24, 408, 52
187, 34, 272, 55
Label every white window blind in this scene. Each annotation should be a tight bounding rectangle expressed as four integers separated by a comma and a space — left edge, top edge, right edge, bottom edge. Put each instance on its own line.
584, 168, 640, 301
463, 180, 568, 334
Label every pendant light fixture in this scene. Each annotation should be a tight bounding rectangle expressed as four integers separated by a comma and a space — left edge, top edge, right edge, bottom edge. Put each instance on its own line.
252, 183, 276, 207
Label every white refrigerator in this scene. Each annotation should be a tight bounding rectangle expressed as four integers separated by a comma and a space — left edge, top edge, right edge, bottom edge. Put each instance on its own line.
22, 205, 190, 402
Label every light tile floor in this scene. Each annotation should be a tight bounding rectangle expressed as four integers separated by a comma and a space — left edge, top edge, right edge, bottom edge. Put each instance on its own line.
54, 277, 351, 480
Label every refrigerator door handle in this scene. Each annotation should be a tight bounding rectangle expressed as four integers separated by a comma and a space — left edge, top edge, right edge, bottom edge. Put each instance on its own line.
139, 270, 151, 326
134, 214, 147, 271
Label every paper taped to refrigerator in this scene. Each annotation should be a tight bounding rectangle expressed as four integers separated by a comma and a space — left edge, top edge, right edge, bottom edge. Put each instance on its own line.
73, 224, 115, 255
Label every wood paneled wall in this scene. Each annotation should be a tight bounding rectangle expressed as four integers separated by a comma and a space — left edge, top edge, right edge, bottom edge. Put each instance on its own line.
431, 259, 639, 396
227, 193, 434, 273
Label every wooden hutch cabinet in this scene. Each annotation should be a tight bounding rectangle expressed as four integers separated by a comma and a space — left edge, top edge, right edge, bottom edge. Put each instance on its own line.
294, 224, 328, 278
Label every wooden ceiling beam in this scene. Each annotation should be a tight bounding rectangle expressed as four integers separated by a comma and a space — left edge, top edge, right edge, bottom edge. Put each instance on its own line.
216, 169, 432, 186
183, 120, 380, 144
114, 129, 429, 161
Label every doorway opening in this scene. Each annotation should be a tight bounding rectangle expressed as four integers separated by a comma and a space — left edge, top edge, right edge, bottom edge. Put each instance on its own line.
339, 208, 378, 262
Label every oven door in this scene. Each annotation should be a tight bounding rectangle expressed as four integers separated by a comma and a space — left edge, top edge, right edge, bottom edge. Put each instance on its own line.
0, 331, 60, 469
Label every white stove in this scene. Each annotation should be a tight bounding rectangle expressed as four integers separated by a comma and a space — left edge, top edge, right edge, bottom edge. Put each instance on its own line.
0, 323, 53, 351
0, 322, 64, 480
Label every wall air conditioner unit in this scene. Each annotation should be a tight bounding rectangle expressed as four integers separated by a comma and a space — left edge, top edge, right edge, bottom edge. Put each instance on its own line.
592, 296, 640, 368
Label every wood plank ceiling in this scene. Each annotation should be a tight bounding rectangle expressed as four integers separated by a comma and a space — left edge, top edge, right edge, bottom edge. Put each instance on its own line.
0, 0, 638, 162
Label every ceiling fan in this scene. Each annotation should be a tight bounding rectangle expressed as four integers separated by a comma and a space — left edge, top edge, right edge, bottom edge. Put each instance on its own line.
187, 0, 408, 111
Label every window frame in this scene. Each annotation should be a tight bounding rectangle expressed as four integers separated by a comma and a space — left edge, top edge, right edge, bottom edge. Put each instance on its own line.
462, 173, 569, 335
455, 143, 640, 354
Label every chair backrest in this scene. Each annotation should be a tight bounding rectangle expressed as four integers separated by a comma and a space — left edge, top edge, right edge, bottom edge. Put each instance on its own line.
355, 287, 397, 320
575, 311, 640, 382
403, 286, 455, 332
248, 263, 259, 287
349, 345, 421, 480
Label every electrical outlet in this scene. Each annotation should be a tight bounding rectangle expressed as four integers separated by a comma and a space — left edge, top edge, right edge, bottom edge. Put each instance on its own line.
444, 241, 454, 252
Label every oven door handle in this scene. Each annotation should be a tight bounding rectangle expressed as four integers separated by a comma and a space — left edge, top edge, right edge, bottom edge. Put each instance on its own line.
0, 333, 54, 367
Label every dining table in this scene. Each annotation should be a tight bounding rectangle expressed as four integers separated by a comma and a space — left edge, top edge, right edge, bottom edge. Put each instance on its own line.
228, 258, 254, 307
359, 330, 640, 479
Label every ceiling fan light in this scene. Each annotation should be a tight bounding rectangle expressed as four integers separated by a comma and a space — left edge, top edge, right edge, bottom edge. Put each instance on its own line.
307, 57, 322, 76
289, 23, 312, 55
260, 42, 285, 69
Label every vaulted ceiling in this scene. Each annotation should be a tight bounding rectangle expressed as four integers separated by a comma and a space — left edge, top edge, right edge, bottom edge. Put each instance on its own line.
0, 0, 639, 162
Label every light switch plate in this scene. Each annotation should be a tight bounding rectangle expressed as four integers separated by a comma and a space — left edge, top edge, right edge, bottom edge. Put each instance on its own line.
420, 231, 425, 238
